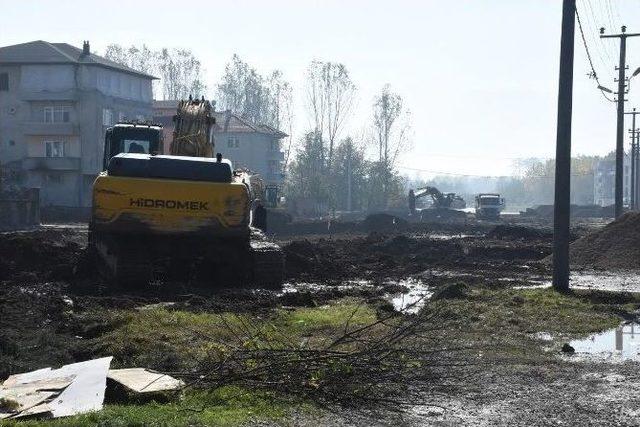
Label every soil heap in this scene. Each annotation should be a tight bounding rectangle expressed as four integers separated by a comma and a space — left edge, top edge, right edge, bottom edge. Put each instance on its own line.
570, 212, 640, 269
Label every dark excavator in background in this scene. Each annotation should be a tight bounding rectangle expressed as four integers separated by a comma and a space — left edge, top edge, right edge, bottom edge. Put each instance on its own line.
408, 186, 467, 221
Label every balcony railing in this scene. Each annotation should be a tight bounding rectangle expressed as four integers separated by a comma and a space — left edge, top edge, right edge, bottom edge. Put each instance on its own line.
22, 157, 81, 171
21, 122, 79, 136
20, 89, 78, 101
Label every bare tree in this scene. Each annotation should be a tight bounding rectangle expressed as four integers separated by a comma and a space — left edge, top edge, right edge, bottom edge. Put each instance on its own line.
373, 84, 411, 169
157, 48, 206, 100
217, 55, 292, 132
304, 61, 356, 169
368, 84, 412, 209
104, 44, 206, 100
217, 55, 268, 123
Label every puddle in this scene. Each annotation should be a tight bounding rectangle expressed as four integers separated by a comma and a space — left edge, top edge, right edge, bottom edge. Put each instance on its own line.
532, 332, 553, 342
568, 322, 640, 361
387, 278, 432, 314
283, 277, 431, 314
513, 271, 640, 293
281, 280, 374, 294
429, 233, 474, 241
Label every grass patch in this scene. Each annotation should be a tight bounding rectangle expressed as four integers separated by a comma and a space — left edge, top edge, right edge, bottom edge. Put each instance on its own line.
3, 386, 298, 427
89, 299, 378, 372
423, 286, 640, 363
280, 301, 377, 333
433, 286, 640, 337
5, 300, 376, 426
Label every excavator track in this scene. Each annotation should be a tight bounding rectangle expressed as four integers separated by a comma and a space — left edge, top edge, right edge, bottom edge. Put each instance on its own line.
249, 228, 285, 288
250, 241, 285, 288
92, 228, 285, 288
91, 232, 154, 287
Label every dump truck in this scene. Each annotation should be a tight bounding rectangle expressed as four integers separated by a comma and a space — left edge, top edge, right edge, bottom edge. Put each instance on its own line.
89, 98, 284, 287
475, 193, 505, 220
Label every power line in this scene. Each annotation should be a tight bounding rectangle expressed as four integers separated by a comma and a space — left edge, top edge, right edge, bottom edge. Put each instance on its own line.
607, 0, 622, 30
605, 0, 617, 32
576, 6, 616, 102
584, 0, 615, 63
580, 0, 613, 72
405, 153, 552, 161
397, 165, 596, 179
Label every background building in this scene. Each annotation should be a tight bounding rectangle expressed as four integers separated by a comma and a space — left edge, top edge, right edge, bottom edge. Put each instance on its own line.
593, 153, 631, 207
153, 101, 287, 195
0, 40, 155, 210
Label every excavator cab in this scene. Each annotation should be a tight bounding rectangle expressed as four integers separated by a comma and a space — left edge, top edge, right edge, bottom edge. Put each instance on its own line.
103, 123, 163, 170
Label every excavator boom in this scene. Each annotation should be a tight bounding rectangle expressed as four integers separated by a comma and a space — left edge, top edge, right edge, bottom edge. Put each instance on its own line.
171, 98, 214, 157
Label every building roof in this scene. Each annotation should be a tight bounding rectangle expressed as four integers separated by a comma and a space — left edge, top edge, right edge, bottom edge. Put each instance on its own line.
214, 111, 288, 138
0, 40, 156, 79
152, 100, 287, 138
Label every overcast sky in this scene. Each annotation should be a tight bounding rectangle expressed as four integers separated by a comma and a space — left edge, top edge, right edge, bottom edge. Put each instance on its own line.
3, 0, 640, 177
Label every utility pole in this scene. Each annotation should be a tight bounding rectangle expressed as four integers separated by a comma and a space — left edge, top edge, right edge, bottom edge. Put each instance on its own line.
627, 127, 637, 209
552, 0, 575, 293
636, 133, 640, 209
634, 128, 639, 209
346, 142, 352, 212
601, 27, 640, 217
625, 109, 639, 210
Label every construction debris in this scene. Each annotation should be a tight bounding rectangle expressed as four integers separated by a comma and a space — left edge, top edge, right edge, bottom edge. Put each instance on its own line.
108, 369, 184, 394
0, 358, 183, 420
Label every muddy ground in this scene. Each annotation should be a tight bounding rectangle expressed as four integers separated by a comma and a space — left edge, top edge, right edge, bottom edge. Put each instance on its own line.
1, 218, 640, 426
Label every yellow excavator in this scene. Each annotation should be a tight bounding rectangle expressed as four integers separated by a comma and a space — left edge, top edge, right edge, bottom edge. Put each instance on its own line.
89, 97, 284, 287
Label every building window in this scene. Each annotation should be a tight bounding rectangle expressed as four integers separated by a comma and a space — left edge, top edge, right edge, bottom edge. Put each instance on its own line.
268, 160, 280, 174
118, 112, 126, 122
46, 173, 62, 183
44, 141, 65, 158
0, 73, 8, 91
227, 137, 240, 148
103, 108, 113, 126
44, 106, 70, 123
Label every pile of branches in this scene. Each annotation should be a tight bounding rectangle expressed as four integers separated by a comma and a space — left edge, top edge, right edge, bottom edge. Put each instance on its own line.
180, 303, 476, 408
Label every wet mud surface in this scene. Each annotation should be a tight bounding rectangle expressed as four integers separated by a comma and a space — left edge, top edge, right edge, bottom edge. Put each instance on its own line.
2, 219, 639, 425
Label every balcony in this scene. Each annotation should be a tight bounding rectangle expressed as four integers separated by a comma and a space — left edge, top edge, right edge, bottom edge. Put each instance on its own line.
20, 89, 78, 101
21, 122, 79, 136
23, 157, 81, 171
267, 150, 285, 160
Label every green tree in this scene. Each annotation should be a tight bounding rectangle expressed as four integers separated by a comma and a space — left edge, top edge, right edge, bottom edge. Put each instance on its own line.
329, 138, 369, 211
285, 131, 329, 214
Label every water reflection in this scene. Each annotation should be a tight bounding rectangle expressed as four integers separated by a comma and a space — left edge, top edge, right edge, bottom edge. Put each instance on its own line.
282, 278, 432, 314
569, 322, 640, 360
389, 278, 432, 314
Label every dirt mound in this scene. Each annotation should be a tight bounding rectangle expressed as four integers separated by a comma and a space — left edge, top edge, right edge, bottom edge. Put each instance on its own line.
487, 225, 551, 240
0, 283, 82, 377
0, 229, 84, 281
431, 282, 470, 300
362, 214, 408, 232
570, 212, 640, 269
